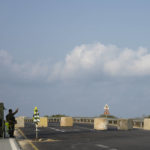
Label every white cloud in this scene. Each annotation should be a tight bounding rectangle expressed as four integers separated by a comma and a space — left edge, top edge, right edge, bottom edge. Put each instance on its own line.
0, 50, 51, 81
1, 43, 150, 82
0, 50, 12, 65
50, 43, 150, 80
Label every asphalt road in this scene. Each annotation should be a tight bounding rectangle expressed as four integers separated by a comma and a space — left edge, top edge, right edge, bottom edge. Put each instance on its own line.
16, 123, 150, 150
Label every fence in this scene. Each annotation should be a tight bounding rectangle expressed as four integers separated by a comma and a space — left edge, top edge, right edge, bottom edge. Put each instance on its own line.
15, 116, 144, 129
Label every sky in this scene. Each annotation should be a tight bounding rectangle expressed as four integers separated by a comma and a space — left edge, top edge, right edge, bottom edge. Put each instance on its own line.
1, 0, 150, 118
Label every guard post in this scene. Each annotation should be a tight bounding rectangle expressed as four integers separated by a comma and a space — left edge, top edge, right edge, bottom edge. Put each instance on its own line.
0, 103, 4, 138
33, 107, 40, 140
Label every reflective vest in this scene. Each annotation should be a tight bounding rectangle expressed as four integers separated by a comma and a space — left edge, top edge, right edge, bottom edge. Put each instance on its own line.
5, 122, 9, 132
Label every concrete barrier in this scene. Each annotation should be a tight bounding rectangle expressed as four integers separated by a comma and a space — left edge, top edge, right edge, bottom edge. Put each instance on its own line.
94, 118, 108, 130
144, 118, 150, 130
60, 117, 73, 127
38, 117, 48, 127
117, 119, 133, 130
15, 116, 25, 128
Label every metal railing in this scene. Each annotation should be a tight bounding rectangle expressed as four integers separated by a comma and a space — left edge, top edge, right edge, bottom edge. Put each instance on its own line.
133, 119, 144, 128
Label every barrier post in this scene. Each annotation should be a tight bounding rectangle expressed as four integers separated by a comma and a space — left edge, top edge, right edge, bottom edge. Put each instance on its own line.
33, 107, 40, 140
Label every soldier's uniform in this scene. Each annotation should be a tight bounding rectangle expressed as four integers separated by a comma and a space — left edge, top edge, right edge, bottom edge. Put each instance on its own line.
6, 109, 18, 137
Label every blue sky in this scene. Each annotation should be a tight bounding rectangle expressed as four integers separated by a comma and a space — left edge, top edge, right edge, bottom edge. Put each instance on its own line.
1, 0, 150, 118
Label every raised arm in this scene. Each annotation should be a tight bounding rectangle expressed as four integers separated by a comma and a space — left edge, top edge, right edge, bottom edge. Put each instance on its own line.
13, 108, 19, 115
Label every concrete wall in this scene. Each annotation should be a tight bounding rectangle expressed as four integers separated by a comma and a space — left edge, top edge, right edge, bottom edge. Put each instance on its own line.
144, 118, 150, 130
15, 116, 25, 128
94, 118, 108, 130
117, 119, 133, 130
38, 117, 48, 127
60, 117, 73, 127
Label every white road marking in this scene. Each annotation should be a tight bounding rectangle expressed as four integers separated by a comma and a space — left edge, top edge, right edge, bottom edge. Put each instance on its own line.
96, 144, 109, 149
49, 127, 65, 132
9, 138, 20, 150
76, 125, 94, 131
96, 144, 118, 150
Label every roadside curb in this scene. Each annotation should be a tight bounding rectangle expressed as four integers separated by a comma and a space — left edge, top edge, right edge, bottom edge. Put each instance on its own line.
15, 128, 39, 150
10, 138, 22, 150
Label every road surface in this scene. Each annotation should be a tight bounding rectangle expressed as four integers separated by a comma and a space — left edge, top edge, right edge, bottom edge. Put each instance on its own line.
16, 123, 150, 150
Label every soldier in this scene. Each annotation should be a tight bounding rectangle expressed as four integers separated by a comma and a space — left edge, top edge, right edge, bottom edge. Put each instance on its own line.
6, 108, 18, 137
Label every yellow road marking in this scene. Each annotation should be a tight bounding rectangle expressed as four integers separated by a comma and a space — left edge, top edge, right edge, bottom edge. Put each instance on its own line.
18, 128, 39, 150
